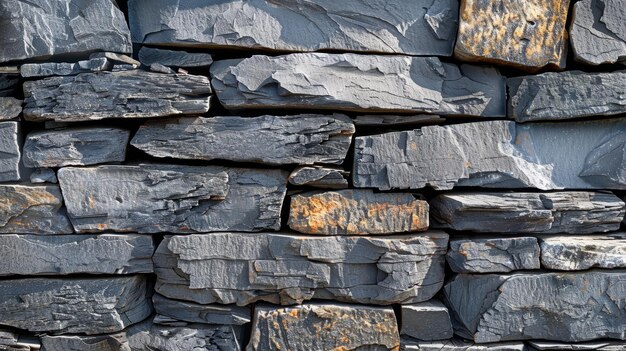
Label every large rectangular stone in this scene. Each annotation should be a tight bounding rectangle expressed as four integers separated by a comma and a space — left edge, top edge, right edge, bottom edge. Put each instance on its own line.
401, 300, 453, 341
0, 185, 73, 234
401, 338, 527, 351
0, 122, 21, 182
447, 237, 540, 273
539, 234, 626, 271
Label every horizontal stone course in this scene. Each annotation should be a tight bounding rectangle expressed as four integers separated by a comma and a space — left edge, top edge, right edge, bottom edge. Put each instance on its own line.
447, 237, 540, 273
539, 234, 626, 270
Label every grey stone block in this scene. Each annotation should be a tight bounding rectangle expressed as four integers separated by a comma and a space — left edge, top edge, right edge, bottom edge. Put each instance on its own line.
288, 166, 349, 189
153, 294, 251, 326
19, 58, 111, 78
0, 122, 21, 182
539, 234, 626, 270
353, 115, 445, 127
528, 340, 626, 350
447, 237, 540, 273
40, 333, 129, 351
400, 300, 453, 341
138, 47, 213, 68
401, 337, 527, 350
0, 98, 21, 120
0, 329, 39, 351
30, 169, 57, 184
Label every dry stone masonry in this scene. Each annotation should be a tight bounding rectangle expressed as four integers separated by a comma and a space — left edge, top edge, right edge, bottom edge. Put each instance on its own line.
0, 0, 625, 350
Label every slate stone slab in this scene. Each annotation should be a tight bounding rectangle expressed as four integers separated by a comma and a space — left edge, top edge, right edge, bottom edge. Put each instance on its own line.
443, 271, 626, 343
0, 0, 131, 63
0, 98, 21, 120
138, 47, 213, 68
23, 127, 130, 168
247, 303, 399, 351
19, 58, 110, 78
401, 300, 453, 341
401, 337, 527, 351
539, 234, 626, 270
23, 70, 212, 122
454, 0, 569, 70
131, 114, 354, 165
430, 192, 625, 234
30, 169, 57, 184
0, 329, 39, 351
129, 0, 458, 56
353, 115, 445, 127
153, 294, 251, 326
0, 275, 151, 335
211, 53, 505, 117
0, 122, 21, 182
528, 340, 626, 350
508, 70, 626, 122
154, 232, 448, 305
353, 119, 626, 190
447, 237, 540, 273
570, 0, 626, 65
288, 166, 349, 189
40, 333, 128, 351
288, 189, 429, 235
58, 165, 287, 233
0, 185, 73, 234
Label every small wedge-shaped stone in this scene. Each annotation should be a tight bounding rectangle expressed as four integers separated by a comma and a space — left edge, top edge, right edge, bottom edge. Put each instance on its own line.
0, 185, 73, 234
58, 165, 287, 233
211, 53, 505, 117
528, 340, 626, 350
430, 192, 625, 234
131, 115, 354, 165
0, 234, 153, 276
129, 0, 458, 56
138, 47, 213, 68
0, 122, 21, 182
23, 70, 211, 122
23, 127, 130, 168
354, 119, 626, 190
401, 300, 453, 341
0, 0, 131, 63
443, 271, 626, 343
0, 275, 151, 335
248, 303, 399, 351
20, 58, 110, 78
288, 189, 429, 235
447, 237, 540, 273
508, 71, 626, 122
153, 294, 251, 326
401, 337, 527, 351
540, 234, 626, 270
154, 232, 448, 305
570, 0, 626, 65
41, 333, 128, 351
0, 98, 21, 120
288, 166, 349, 189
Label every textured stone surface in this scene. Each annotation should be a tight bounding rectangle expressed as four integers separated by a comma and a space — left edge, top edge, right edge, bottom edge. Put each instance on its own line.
528, 340, 626, 350
0, 0, 131, 63
129, 0, 458, 56
539, 234, 626, 271
401, 338, 527, 350
131, 114, 354, 165
30, 169, 57, 184
58, 165, 287, 233
0, 185, 73, 234
447, 237, 540, 273
0, 98, 21, 120
508, 70, 626, 122
0, 329, 39, 351
0, 276, 151, 335
401, 300, 453, 341
138, 47, 213, 68
20, 58, 110, 78
154, 232, 448, 305
288, 189, 429, 235
288, 166, 349, 189
23, 127, 130, 168
430, 192, 625, 234
40, 333, 129, 351
454, 0, 569, 70
353, 119, 626, 190
153, 294, 251, 326
0, 122, 21, 182
443, 271, 626, 343
570, 0, 626, 65
23, 70, 211, 122
211, 53, 505, 117
248, 303, 399, 351
353, 115, 445, 127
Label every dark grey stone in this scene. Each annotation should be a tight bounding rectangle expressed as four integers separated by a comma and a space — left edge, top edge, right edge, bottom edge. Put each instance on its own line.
30, 169, 57, 184
528, 340, 626, 350
447, 237, 540, 273
401, 337, 527, 350
153, 294, 251, 326
0, 98, 21, 120
40, 333, 129, 351
19, 58, 110, 78
353, 115, 445, 127
138, 47, 213, 68
0, 329, 39, 351
539, 234, 626, 270
400, 300, 453, 341
288, 166, 349, 189
0, 122, 21, 182
0, 74, 19, 97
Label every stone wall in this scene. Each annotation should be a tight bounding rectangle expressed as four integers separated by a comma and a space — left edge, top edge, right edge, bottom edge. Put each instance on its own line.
0, 0, 625, 350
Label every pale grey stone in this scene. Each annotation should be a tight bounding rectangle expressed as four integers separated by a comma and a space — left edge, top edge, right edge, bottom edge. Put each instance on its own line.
90, 52, 140, 66
19, 58, 110, 78
138, 47, 213, 68
0, 122, 21, 182
353, 115, 445, 127
150, 63, 175, 74
40, 333, 129, 351
528, 340, 626, 350
153, 294, 251, 326
0, 98, 21, 120
401, 337, 527, 351
112, 65, 138, 72
539, 234, 626, 270
288, 166, 349, 189
30, 169, 57, 184
400, 300, 453, 341
0, 329, 39, 351
447, 237, 540, 273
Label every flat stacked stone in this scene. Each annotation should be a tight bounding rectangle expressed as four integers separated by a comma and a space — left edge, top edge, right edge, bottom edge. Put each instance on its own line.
400, 300, 453, 341
539, 234, 626, 270
447, 237, 540, 273
0, 185, 73, 234
0, 122, 21, 182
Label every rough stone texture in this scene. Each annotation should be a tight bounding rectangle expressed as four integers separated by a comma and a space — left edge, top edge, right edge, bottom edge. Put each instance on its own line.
443, 271, 626, 343
247, 303, 399, 351
131, 114, 354, 165
508, 70, 626, 122
0, 275, 151, 335
353, 115, 445, 127
454, 0, 569, 70
430, 192, 625, 234
570, 0, 626, 65
353, 119, 626, 190
528, 340, 626, 350
138, 47, 213, 68
0, 122, 21, 182
539, 234, 626, 270
401, 338, 527, 351
0, 0, 131, 63
0, 185, 73, 235
90, 52, 139, 66
288, 189, 429, 235
23, 70, 212, 122
40, 333, 129, 351
0, 98, 21, 120
211, 53, 505, 117
19, 58, 110, 78
58, 165, 287, 233
0, 74, 19, 97
446, 237, 540, 273
30, 169, 57, 184
400, 300, 453, 341
0, 234, 154, 276
154, 232, 448, 306
0, 329, 39, 351
129, 0, 458, 56
153, 294, 251, 326
288, 166, 349, 189
23, 127, 130, 168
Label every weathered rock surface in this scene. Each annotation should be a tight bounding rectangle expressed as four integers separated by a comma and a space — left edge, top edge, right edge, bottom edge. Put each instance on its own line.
401, 300, 453, 341
454, 0, 569, 70
570, 0, 626, 65
20, 58, 110, 78
528, 340, 626, 350
58, 165, 287, 233
138, 47, 213, 68
539, 234, 626, 270
447, 237, 540, 273
0, 98, 21, 120
129, 0, 458, 56
508, 71, 626, 122
0, 0, 131, 63
23, 70, 211, 122
0, 185, 73, 234
288, 189, 429, 235
30, 169, 57, 184
288, 166, 349, 189
153, 294, 251, 326
0, 275, 151, 335
401, 338, 527, 350
353, 115, 445, 127
0, 122, 21, 182
40, 333, 129, 351
23, 127, 130, 168
247, 303, 399, 351
211, 53, 506, 117
0, 330, 39, 351
443, 271, 626, 343
430, 192, 625, 234
154, 232, 448, 305
353, 119, 626, 190
131, 114, 354, 165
